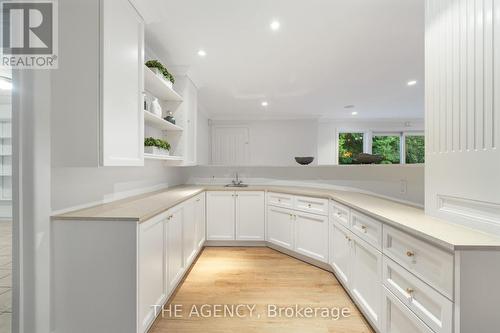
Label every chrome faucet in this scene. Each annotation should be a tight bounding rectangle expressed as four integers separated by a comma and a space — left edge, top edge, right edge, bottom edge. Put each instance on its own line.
232, 172, 243, 185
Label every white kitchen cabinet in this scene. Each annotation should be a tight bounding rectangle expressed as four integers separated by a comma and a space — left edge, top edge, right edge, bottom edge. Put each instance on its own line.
183, 198, 197, 266
166, 206, 184, 294
294, 211, 329, 262
101, 0, 144, 166
236, 191, 265, 241
194, 193, 206, 249
331, 222, 352, 286
382, 287, 433, 333
350, 234, 382, 330
53, 0, 144, 167
206, 191, 235, 240
207, 191, 265, 241
138, 214, 166, 333
267, 205, 295, 250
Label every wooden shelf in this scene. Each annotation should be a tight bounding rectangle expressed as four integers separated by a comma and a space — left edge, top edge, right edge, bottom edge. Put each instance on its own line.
144, 66, 183, 102
144, 110, 183, 131
144, 153, 183, 161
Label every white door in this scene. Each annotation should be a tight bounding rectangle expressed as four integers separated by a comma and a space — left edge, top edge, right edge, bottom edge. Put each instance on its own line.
206, 191, 235, 240
101, 0, 144, 166
267, 206, 294, 250
382, 287, 433, 333
235, 191, 265, 241
294, 211, 329, 262
331, 222, 351, 286
166, 206, 184, 293
350, 235, 383, 330
183, 199, 197, 266
195, 193, 206, 249
138, 214, 166, 333
212, 127, 250, 165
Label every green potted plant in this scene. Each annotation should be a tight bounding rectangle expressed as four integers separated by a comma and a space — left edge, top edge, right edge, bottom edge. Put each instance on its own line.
145, 60, 175, 88
144, 137, 171, 156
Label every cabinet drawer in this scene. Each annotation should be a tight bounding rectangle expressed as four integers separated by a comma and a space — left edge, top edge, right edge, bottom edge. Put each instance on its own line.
350, 210, 382, 250
267, 192, 294, 209
294, 195, 329, 216
331, 201, 350, 228
383, 257, 453, 333
383, 225, 454, 299
382, 287, 434, 333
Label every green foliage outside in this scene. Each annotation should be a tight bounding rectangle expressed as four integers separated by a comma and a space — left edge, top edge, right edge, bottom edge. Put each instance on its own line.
405, 135, 425, 164
338, 133, 364, 164
144, 137, 171, 151
372, 135, 400, 164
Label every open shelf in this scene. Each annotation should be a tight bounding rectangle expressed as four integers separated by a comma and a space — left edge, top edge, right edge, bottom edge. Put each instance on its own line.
144, 66, 183, 102
144, 110, 183, 131
144, 153, 183, 161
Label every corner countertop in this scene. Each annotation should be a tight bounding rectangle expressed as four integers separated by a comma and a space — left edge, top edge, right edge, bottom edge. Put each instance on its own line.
52, 184, 500, 251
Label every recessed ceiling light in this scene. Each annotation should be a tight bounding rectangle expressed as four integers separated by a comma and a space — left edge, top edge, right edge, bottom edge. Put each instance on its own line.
270, 20, 280, 31
407, 80, 417, 86
351, 111, 358, 116
261, 101, 268, 107
197, 49, 207, 57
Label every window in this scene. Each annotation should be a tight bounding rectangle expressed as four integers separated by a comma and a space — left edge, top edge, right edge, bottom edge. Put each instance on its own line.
372, 134, 401, 164
405, 135, 425, 164
338, 132, 364, 165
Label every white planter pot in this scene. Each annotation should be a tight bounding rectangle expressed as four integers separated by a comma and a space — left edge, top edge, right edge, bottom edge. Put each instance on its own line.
150, 67, 173, 89
144, 146, 169, 156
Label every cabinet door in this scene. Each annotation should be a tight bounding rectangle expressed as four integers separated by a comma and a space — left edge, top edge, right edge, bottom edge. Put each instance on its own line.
183, 199, 197, 266
101, 0, 144, 166
382, 287, 433, 333
294, 211, 329, 262
350, 235, 382, 330
166, 207, 184, 294
206, 191, 235, 240
139, 214, 166, 333
195, 193, 206, 249
267, 206, 294, 250
236, 191, 265, 241
331, 222, 351, 286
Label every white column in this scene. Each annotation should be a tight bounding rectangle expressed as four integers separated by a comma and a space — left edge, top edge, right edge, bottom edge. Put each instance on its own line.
425, 0, 500, 234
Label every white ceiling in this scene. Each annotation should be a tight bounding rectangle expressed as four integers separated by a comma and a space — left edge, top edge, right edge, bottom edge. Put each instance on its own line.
135, 0, 424, 120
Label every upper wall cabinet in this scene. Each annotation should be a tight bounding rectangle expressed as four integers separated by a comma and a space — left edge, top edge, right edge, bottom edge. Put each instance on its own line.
52, 0, 144, 167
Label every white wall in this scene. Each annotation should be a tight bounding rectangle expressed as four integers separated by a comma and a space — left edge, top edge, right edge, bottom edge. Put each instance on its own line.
186, 164, 425, 206
209, 119, 318, 166
51, 162, 188, 212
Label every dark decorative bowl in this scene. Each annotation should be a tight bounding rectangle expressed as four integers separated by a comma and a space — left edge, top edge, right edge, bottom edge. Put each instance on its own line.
354, 153, 383, 164
295, 157, 314, 165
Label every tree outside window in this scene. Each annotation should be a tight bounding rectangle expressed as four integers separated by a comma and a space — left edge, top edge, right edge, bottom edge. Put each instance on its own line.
338, 133, 364, 165
372, 135, 401, 164
405, 135, 425, 164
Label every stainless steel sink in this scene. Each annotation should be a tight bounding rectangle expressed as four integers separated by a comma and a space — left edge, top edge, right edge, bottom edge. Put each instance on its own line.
224, 184, 249, 188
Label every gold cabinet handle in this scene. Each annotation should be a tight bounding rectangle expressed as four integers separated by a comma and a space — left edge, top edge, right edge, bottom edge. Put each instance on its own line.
406, 250, 415, 257
406, 287, 415, 295
360, 225, 367, 232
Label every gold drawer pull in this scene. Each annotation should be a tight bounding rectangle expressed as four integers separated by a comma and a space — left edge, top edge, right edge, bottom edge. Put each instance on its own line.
406, 287, 415, 295
360, 225, 367, 232
406, 250, 415, 257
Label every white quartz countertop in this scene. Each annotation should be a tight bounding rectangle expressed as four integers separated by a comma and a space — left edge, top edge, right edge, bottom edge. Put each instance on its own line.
53, 184, 500, 251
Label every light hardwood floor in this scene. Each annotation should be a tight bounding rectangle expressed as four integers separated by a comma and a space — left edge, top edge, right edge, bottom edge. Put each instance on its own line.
149, 247, 374, 333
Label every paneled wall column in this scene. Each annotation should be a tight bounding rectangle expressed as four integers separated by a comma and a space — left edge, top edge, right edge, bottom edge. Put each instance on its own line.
425, 0, 500, 234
